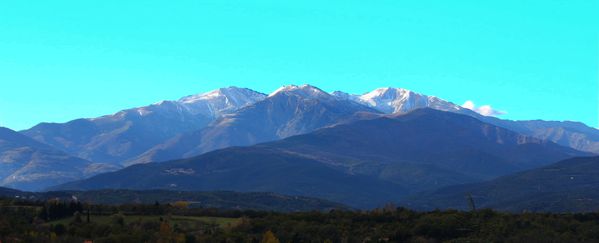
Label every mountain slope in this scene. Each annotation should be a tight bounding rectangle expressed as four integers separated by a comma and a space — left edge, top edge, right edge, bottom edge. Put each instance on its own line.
0, 127, 117, 191
21, 87, 266, 165
269, 108, 584, 182
54, 109, 583, 208
129, 84, 381, 164
403, 156, 599, 212
55, 147, 405, 208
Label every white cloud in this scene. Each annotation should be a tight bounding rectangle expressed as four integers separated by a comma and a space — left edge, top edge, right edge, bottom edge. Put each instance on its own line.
462, 100, 475, 110
461, 100, 506, 116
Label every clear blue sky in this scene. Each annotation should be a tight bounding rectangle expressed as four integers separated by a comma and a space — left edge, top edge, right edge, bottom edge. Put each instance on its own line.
0, 0, 597, 130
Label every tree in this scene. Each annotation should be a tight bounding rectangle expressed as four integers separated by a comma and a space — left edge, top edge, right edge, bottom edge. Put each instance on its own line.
466, 193, 476, 211
158, 221, 176, 243
85, 203, 91, 223
111, 213, 125, 226
71, 212, 82, 224
262, 230, 280, 243
53, 224, 66, 236
172, 201, 190, 209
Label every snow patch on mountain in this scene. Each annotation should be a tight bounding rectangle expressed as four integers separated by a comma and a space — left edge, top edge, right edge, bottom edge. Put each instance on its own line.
268, 84, 332, 100
332, 87, 464, 114
92, 87, 267, 121
179, 87, 267, 118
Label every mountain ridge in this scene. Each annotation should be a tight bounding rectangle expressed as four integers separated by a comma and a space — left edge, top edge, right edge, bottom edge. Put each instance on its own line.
126, 84, 381, 164
0, 127, 118, 191
20, 84, 599, 168
21, 87, 266, 165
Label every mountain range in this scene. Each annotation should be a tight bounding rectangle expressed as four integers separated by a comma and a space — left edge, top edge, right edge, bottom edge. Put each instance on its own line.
21, 87, 266, 165
53, 109, 585, 208
21, 85, 599, 167
127, 85, 380, 164
0, 84, 597, 211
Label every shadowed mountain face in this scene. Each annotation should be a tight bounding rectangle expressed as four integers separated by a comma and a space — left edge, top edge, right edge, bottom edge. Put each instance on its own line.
21, 87, 266, 165
54, 109, 583, 208
403, 156, 599, 213
128, 85, 381, 165
55, 147, 405, 208
0, 186, 20, 195
0, 127, 118, 191
269, 108, 584, 182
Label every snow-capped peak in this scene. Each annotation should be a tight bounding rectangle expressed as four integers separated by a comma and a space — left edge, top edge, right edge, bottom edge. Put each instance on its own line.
334, 87, 464, 114
93, 87, 266, 121
268, 84, 331, 99
179, 86, 260, 104
359, 87, 412, 102
178, 87, 266, 117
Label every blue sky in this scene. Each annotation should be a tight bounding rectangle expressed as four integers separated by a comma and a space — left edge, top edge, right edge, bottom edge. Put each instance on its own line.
0, 0, 597, 130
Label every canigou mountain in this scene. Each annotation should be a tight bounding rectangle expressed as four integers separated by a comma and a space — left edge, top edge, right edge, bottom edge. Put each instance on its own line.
1, 84, 597, 211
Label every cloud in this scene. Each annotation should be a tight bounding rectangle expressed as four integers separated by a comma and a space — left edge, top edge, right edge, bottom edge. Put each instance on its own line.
461, 100, 506, 116
462, 100, 475, 110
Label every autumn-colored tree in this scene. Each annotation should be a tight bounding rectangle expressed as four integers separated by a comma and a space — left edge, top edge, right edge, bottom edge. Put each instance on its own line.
157, 221, 175, 243
262, 230, 280, 243
172, 201, 190, 209
160, 221, 172, 235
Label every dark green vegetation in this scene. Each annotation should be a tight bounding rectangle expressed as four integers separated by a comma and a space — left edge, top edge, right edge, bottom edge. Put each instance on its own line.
0, 188, 348, 212
4, 197, 599, 242
404, 156, 599, 212
54, 109, 585, 208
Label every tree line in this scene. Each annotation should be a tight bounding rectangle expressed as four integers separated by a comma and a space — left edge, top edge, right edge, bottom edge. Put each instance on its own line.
3, 198, 599, 242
